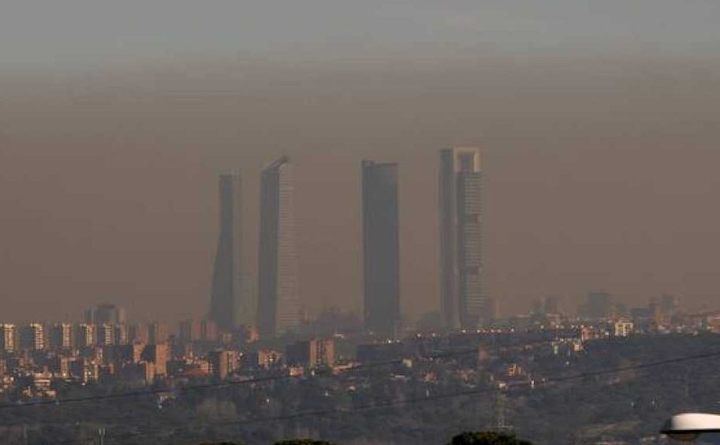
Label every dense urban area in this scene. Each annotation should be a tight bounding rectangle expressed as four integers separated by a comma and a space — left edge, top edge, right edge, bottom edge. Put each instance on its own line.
2, 293, 720, 444
2, 149, 720, 444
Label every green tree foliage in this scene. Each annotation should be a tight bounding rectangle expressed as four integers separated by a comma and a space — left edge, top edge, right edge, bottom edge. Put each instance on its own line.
448, 431, 533, 445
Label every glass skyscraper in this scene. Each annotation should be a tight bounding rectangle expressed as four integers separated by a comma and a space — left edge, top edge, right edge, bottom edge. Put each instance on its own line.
362, 160, 400, 337
439, 148, 484, 330
257, 157, 300, 338
209, 172, 243, 331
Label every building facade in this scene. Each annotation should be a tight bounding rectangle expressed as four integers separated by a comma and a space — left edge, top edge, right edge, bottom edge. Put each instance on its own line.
210, 172, 244, 331
361, 160, 400, 337
286, 339, 335, 368
49, 323, 73, 350
0, 324, 16, 353
19, 323, 45, 351
439, 147, 484, 330
257, 157, 301, 338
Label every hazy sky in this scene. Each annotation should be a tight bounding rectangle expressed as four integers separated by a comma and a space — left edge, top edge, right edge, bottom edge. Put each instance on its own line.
1, 1, 720, 322
2, 1, 720, 68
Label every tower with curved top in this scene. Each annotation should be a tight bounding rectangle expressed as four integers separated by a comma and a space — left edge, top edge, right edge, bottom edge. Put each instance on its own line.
257, 157, 300, 338
209, 172, 243, 331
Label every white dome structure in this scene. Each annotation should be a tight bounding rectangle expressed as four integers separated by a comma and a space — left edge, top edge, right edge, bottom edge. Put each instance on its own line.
662, 413, 720, 442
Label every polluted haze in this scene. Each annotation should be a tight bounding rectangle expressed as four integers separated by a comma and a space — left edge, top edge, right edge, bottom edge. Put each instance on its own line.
1, 1, 720, 322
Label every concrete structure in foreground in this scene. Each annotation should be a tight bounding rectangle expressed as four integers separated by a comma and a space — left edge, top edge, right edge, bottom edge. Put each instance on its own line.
361, 160, 400, 337
439, 147, 484, 330
209, 172, 244, 331
257, 157, 301, 338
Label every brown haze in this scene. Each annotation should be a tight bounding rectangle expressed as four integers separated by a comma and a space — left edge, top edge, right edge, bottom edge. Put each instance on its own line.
1, 49, 720, 322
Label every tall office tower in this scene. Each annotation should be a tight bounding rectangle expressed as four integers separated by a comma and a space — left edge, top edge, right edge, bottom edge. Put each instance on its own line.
361, 160, 401, 337
74, 323, 96, 349
96, 323, 115, 346
439, 147, 484, 330
0, 324, 17, 353
257, 156, 300, 338
210, 172, 244, 331
49, 323, 73, 350
19, 323, 45, 351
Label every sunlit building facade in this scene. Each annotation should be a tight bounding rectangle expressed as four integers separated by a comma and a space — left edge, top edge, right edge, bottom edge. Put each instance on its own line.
439, 147, 484, 330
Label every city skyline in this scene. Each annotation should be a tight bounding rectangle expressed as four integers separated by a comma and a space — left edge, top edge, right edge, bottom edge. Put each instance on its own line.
3, 59, 720, 323
1, 1, 719, 442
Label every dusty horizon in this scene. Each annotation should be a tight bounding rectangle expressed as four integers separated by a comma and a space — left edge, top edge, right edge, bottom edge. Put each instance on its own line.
2, 2, 720, 323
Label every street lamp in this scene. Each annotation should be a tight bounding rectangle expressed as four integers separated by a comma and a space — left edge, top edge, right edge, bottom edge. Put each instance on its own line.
662, 413, 720, 442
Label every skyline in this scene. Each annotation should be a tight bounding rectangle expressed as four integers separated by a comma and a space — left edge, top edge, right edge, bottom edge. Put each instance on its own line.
4, 141, 720, 323
2, 54, 720, 323
2, 2, 719, 444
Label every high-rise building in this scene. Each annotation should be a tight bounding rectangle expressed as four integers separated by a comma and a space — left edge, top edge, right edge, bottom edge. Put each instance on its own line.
286, 338, 335, 368
361, 160, 400, 337
96, 323, 115, 346
0, 324, 17, 353
257, 157, 300, 338
439, 147, 484, 330
49, 323, 73, 350
209, 172, 245, 331
74, 323, 96, 349
141, 344, 168, 377
19, 323, 45, 351
209, 349, 239, 380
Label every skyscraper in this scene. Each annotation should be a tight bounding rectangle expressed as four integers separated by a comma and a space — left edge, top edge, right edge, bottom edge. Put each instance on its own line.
209, 172, 243, 331
439, 147, 484, 330
257, 157, 300, 338
361, 160, 400, 337
19, 323, 45, 351
0, 324, 17, 353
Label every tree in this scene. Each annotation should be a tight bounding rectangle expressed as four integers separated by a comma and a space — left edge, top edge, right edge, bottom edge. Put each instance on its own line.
448, 431, 533, 445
